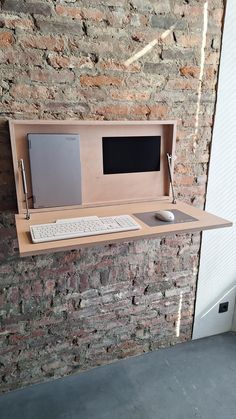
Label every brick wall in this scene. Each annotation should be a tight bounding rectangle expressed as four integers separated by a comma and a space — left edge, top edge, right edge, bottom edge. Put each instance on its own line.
0, 0, 224, 392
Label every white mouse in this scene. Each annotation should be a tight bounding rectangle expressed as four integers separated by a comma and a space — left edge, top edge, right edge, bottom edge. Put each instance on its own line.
155, 210, 175, 222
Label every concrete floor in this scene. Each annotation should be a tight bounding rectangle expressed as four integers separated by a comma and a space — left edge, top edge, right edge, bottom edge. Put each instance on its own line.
0, 332, 236, 419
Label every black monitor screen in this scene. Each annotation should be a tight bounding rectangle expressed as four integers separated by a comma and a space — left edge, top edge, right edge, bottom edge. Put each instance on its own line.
102, 136, 161, 175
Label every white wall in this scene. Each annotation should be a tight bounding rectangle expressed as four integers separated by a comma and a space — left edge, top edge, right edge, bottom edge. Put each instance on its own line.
232, 304, 236, 332
192, 0, 236, 339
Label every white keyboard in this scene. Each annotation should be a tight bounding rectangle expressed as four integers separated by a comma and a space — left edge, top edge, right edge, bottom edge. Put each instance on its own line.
30, 215, 141, 243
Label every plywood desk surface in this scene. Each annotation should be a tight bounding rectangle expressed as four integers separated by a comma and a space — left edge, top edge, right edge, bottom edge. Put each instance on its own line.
15, 201, 232, 257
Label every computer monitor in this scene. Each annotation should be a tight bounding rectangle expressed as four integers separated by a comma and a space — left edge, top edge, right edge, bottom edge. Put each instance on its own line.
102, 136, 161, 175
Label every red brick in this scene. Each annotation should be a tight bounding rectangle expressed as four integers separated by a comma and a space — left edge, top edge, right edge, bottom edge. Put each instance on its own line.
202, 78, 217, 91
174, 4, 203, 17
196, 175, 207, 185
177, 33, 201, 48
48, 54, 94, 69
1, 16, 33, 30
211, 8, 224, 26
19, 34, 65, 52
99, 60, 140, 73
29, 68, 75, 84
178, 317, 193, 326
8, 334, 28, 344
0, 101, 39, 114
41, 101, 89, 113
0, 323, 22, 335
175, 174, 195, 186
165, 313, 179, 322
148, 105, 168, 118
67, 275, 78, 290
32, 281, 43, 297
56, 5, 106, 22
55, 4, 82, 19
0, 262, 14, 274
183, 115, 213, 128
131, 105, 149, 116
81, 8, 106, 22
96, 104, 129, 116
180, 66, 200, 78
126, 13, 148, 27
0, 48, 43, 66
22, 285, 31, 300
166, 78, 199, 90
0, 31, 14, 47
8, 287, 19, 304
205, 66, 216, 80
10, 84, 50, 100
31, 330, 45, 338
79, 273, 89, 292
45, 280, 55, 296
110, 90, 150, 101
178, 185, 206, 197
80, 75, 122, 87
175, 164, 191, 175
205, 51, 220, 66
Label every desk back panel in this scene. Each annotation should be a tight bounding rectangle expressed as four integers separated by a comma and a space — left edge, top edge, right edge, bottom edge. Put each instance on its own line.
9, 120, 176, 214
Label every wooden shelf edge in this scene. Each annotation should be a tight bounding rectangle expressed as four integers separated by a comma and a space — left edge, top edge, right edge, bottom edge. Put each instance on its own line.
18, 222, 232, 258
15, 200, 233, 257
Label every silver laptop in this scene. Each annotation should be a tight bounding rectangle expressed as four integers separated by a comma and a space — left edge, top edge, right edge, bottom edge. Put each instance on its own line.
28, 133, 82, 208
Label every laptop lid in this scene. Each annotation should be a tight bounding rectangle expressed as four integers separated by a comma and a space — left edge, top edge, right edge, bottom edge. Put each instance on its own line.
28, 133, 82, 209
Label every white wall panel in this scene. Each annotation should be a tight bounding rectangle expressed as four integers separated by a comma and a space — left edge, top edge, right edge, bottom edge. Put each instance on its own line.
232, 304, 236, 332
193, 0, 236, 339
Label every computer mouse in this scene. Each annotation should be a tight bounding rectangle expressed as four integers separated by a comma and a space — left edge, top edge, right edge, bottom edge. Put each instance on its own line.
154, 210, 175, 222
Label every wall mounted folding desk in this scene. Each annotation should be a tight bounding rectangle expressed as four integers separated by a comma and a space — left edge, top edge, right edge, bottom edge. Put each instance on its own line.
9, 119, 232, 257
